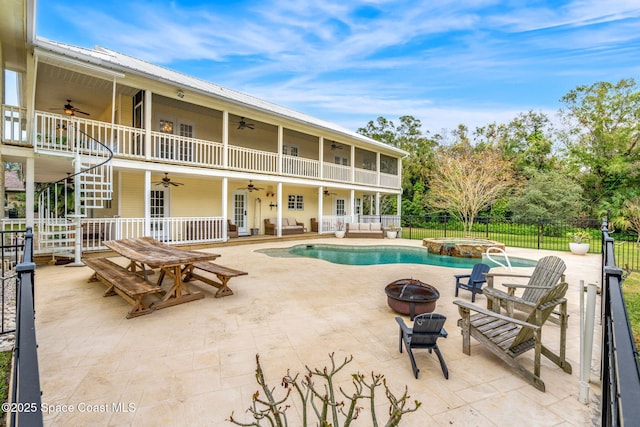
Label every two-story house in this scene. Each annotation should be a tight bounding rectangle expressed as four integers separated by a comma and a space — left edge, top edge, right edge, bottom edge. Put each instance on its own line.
1, 0, 405, 259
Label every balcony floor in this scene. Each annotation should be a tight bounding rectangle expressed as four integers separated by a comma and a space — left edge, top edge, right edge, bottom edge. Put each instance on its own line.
34, 238, 601, 426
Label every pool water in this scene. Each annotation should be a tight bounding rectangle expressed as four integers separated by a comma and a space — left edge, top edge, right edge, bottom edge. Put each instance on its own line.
256, 244, 537, 268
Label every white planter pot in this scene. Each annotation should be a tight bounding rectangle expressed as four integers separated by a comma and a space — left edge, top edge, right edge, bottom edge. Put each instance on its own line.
386, 231, 397, 239
569, 242, 590, 255
335, 230, 345, 238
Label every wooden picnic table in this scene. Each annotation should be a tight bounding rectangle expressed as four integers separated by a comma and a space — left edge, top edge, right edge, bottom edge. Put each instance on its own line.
104, 237, 221, 310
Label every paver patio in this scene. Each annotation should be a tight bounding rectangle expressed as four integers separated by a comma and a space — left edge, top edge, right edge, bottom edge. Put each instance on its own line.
34, 238, 602, 426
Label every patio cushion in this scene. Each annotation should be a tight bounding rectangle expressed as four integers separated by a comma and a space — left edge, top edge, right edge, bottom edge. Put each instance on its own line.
370, 223, 382, 231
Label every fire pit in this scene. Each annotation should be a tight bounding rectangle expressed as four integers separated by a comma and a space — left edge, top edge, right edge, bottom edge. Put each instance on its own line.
385, 279, 440, 320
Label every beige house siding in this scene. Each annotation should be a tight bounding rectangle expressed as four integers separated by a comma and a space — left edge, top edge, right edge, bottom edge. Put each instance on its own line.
119, 172, 145, 217
169, 178, 219, 217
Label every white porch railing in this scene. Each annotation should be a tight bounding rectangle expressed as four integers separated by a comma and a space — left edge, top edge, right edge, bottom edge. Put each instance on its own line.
380, 172, 400, 188
317, 215, 355, 233
30, 110, 401, 188
2, 105, 27, 144
0, 216, 226, 254
355, 168, 378, 185
150, 131, 223, 167
282, 155, 320, 178
0, 219, 27, 231
360, 214, 401, 229
228, 145, 278, 173
323, 163, 351, 183
89, 216, 225, 249
111, 123, 146, 159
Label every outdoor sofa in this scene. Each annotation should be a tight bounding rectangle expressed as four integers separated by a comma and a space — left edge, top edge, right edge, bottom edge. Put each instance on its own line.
264, 217, 305, 235
345, 222, 384, 238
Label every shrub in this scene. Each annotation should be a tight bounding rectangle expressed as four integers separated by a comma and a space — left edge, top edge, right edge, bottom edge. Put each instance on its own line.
228, 353, 421, 426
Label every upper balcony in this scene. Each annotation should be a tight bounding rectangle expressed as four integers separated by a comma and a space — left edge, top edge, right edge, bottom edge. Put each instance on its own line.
20, 109, 401, 189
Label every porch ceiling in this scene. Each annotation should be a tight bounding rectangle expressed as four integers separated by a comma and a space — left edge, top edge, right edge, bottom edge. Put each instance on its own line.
35, 62, 137, 118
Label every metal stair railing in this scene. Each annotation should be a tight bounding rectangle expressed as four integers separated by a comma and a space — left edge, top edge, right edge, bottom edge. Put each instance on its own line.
36, 125, 113, 261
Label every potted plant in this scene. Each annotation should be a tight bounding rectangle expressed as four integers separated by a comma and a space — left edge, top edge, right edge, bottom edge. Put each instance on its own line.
386, 223, 400, 239
567, 229, 590, 255
334, 222, 345, 238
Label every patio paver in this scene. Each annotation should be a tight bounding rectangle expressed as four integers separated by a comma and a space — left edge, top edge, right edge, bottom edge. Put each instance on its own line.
35, 239, 602, 426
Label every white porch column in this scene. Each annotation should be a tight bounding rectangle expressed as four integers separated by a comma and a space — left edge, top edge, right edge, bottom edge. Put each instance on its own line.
397, 194, 402, 217
143, 170, 151, 236
144, 90, 152, 160
319, 136, 324, 180
350, 189, 356, 222
222, 177, 228, 241
375, 192, 381, 216
276, 182, 283, 237
277, 125, 283, 174
222, 111, 229, 168
25, 157, 35, 228
350, 145, 356, 182
376, 152, 381, 186
318, 186, 323, 233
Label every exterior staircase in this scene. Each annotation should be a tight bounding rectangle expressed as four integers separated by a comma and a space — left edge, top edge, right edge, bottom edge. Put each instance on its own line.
36, 126, 113, 259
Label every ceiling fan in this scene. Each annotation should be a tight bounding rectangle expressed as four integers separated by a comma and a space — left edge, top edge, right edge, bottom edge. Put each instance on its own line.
242, 180, 263, 192
153, 173, 184, 188
323, 188, 337, 197
237, 117, 255, 130
54, 100, 90, 116
330, 141, 343, 151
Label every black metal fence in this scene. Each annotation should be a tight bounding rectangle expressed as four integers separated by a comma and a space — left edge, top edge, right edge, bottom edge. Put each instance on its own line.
395, 215, 640, 271
0, 230, 25, 336
601, 221, 640, 426
9, 228, 43, 426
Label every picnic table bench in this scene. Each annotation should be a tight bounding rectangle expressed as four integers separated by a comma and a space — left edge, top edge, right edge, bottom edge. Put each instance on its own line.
103, 237, 221, 310
184, 262, 248, 297
84, 257, 163, 318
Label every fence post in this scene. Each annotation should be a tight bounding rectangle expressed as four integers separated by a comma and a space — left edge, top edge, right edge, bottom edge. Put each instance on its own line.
11, 227, 43, 427
537, 218, 542, 250
443, 215, 447, 238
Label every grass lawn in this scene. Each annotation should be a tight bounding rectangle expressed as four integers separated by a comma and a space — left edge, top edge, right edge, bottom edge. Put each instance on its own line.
623, 273, 640, 347
0, 351, 11, 425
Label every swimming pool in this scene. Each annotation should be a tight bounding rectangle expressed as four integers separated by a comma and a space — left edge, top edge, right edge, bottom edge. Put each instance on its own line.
256, 244, 538, 268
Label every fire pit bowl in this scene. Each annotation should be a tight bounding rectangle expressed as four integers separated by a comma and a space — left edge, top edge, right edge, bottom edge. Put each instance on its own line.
385, 279, 440, 320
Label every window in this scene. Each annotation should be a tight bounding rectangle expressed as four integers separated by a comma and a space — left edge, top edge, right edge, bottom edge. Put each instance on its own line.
355, 198, 361, 215
179, 123, 192, 138
179, 123, 193, 161
336, 199, 346, 216
288, 194, 304, 210
159, 119, 174, 159
335, 156, 348, 166
283, 145, 298, 156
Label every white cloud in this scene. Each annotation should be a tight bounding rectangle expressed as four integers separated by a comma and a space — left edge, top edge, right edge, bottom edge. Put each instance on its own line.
36, 0, 639, 134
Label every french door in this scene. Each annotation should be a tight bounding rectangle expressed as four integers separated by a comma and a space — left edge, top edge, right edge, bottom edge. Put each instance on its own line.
232, 190, 248, 236
150, 188, 169, 241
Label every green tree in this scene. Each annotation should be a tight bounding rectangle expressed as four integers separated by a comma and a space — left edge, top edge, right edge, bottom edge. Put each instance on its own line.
475, 111, 556, 176
508, 170, 584, 220
613, 196, 640, 244
560, 78, 640, 216
358, 116, 438, 216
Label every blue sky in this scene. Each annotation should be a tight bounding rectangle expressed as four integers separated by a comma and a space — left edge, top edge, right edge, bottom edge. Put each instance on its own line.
35, 0, 640, 134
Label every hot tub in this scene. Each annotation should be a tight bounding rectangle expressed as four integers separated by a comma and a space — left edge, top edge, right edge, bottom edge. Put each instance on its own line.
422, 237, 505, 258
385, 279, 440, 320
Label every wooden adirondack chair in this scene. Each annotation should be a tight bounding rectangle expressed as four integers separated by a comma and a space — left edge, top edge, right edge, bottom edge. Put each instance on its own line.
454, 263, 491, 302
454, 281, 571, 392
395, 313, 449, 379
483, 255, 566, 322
